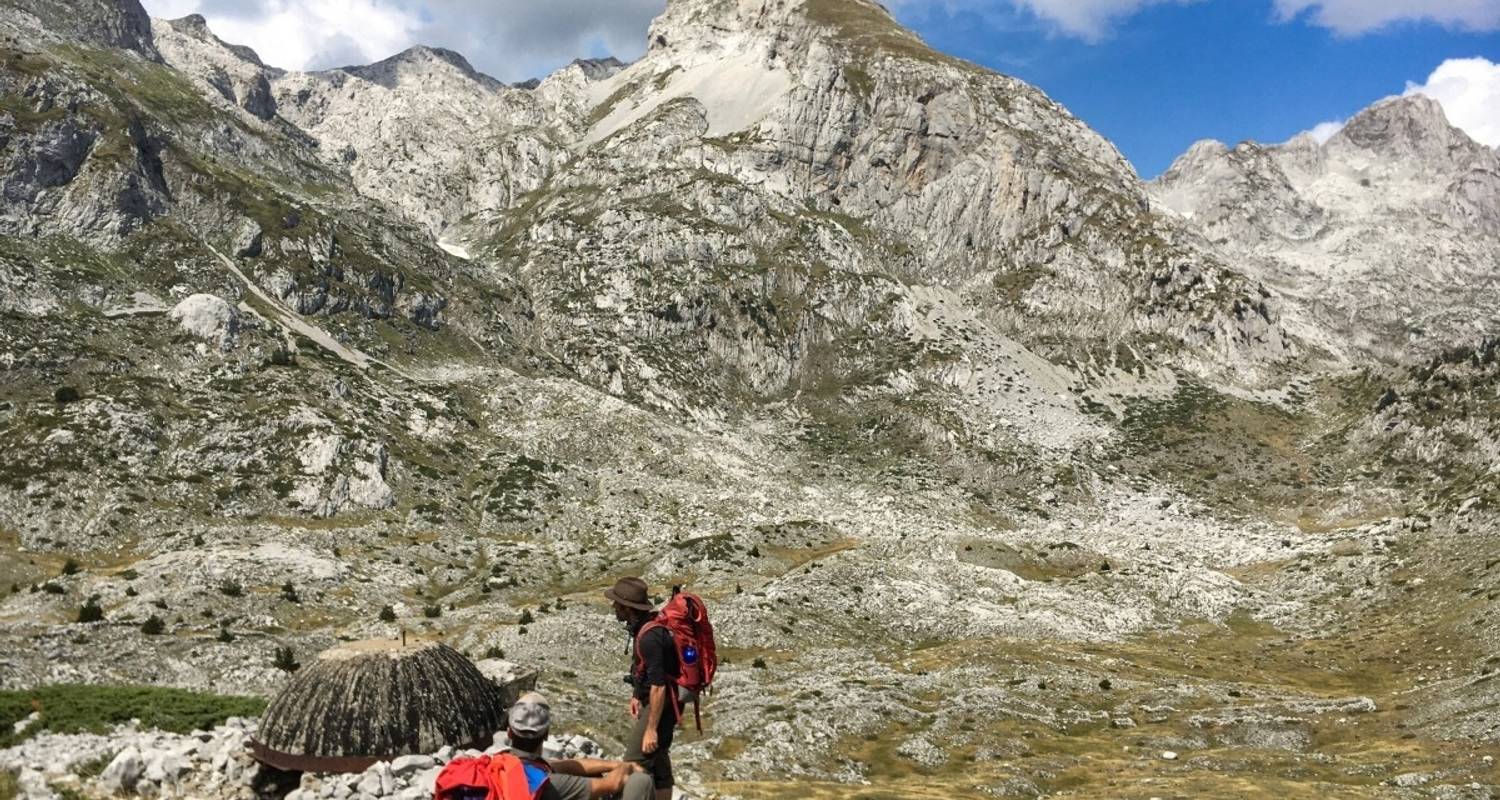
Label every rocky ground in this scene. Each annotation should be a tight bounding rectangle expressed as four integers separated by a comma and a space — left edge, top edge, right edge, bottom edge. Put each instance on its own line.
1, 0, 1498, 797
0, 715, 706, 800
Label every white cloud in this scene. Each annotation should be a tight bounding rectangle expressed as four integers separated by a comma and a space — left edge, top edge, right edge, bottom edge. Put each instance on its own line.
139, 0, 667, 81
1403, 56, 1500, 147
1306, 120, 1345, 143
887, 0, 1196, 41
1273, 0, 1500, 35
890, 0, 1500, 40
1011, 0, 1194, 40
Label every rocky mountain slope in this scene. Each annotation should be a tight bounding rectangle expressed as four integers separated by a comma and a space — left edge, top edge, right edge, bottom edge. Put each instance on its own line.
2, 0, 1498, 797
1151, 95, 1500, 362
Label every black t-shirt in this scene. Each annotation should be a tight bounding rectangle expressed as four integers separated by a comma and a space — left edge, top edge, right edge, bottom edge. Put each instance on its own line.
631, 617, 680, 714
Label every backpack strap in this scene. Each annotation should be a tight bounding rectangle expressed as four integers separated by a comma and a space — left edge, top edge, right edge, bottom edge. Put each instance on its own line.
489, 753, 548, 800
632, 618, 664, 679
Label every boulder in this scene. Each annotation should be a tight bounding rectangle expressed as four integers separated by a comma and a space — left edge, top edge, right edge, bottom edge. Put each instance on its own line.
169, 294, 239, 348
99, 746, 145, 794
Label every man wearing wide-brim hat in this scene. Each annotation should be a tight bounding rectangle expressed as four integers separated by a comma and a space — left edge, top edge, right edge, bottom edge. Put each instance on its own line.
604, 577, 679, 800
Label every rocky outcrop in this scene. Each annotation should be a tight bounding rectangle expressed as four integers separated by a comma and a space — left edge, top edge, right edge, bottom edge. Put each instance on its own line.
0, 0, 159, 59
152, 15, 279, 120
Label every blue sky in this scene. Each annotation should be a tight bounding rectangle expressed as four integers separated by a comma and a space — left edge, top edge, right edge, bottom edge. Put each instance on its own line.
142, 0, 1500, 178
889, 0, 1500, 176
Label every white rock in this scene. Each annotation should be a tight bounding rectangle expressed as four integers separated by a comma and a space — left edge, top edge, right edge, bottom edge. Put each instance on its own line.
355, 769, 384, 797
169, 294, 239, 347
390, 754, 434, 776
99, 746, 145, 794
410, 766, 441, 793
143, 750, 192, 784
1160, 750, 1178, 761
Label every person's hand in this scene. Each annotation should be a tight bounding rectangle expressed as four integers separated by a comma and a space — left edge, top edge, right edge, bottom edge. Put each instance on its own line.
641, 728, 658, 755
628, 697, 641, 719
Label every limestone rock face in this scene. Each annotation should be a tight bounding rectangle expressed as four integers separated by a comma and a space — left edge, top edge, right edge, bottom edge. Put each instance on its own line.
152, 15, 279, 120
269, 46, 566, 236
1151, 94, 1500, 361
0, 0, 159, 59
252, 641, 508, 772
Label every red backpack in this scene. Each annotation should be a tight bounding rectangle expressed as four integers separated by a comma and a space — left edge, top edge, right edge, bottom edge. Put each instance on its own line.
635, 587, 718, 731
433, 753, 550, 800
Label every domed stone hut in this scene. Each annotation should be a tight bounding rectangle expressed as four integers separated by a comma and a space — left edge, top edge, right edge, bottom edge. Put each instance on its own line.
251, 640, 510, 772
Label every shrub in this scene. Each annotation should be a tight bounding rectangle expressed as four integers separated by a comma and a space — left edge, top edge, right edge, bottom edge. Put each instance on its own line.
423, 605, 442, 619
279, 582, 299, 603
518, 609, 534, 626
483, 646, 504, 659
151, 599, 167, 610
271, 647, 299, 673
0, 685, 265, 748
76, 597, 104, 624
140, 615, 165, 635
124, 587, 137, 598
41, 583, 64, 595
61, 559, 81, 576
216, 625, 234, 644
378, 605, 397, 623
752, 657, 768, 670
53, 387, 81, 405
191, 534, 205, 547
218, 581, 242, 598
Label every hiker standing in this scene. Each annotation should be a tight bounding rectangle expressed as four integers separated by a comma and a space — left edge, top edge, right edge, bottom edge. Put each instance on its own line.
604, 577, 678, 800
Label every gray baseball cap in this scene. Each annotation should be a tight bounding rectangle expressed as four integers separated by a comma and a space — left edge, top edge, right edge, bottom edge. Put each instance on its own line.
508, 692, 551, 737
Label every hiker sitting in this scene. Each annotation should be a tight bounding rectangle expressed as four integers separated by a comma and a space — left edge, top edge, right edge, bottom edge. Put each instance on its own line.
504, 692, 653, 800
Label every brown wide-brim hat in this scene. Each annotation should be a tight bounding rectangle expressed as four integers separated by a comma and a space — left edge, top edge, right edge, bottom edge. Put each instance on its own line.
604, 577, 654, 612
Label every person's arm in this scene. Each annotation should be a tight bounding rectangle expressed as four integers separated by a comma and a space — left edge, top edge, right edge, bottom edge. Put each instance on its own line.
642, 684, 667, 755
549, 757, 623, 778
585, 762, 639, 799
641, 627, 673, 754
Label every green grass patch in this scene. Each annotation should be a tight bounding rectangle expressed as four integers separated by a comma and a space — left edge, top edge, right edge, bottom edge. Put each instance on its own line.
0, 685, 266, 747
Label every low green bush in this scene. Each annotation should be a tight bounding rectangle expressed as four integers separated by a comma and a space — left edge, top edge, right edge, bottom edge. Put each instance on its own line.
0, 685, 265, 748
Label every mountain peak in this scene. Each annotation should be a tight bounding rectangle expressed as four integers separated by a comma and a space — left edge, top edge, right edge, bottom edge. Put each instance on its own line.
160, 13, 266, 67
339, 45, 502, 91
1330, 93, 1471, 158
